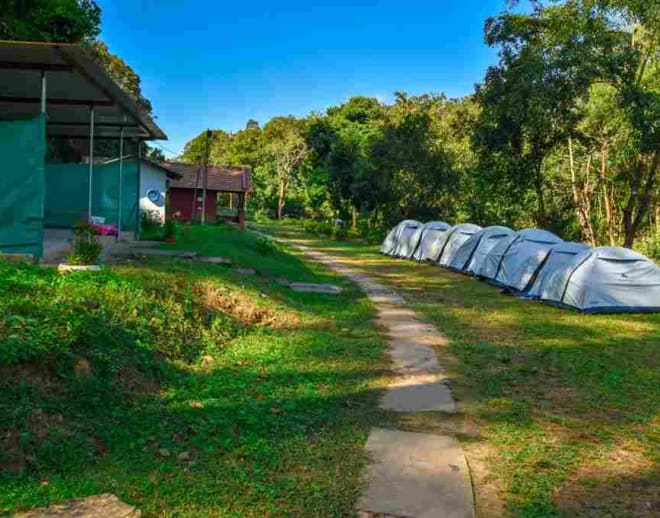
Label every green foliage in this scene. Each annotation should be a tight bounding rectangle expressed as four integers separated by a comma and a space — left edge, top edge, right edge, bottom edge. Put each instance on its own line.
0, 225, 386, 516
163, 219, 177, 241
91, 41, 153, 112
0, 0, 101, 43
67, 221, 102, 265
253, 236, 277, 255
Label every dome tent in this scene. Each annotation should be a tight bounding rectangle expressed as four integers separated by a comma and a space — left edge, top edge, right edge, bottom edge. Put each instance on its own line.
525, 242, 591, 300
536, 247, 660, 313
448, 226, 516, 274
494, 229, 564, 292
393, 220, 423, 257
412, 221, 453, 262
380, 220, 419, 256
473, 231, 521, 280
437, 223, 483, 267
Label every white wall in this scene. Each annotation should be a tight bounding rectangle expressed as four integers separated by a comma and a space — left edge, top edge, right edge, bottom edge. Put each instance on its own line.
139, 163, 168, 223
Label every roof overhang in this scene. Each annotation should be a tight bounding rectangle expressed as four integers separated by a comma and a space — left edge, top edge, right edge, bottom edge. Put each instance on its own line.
0, 40, 167, 141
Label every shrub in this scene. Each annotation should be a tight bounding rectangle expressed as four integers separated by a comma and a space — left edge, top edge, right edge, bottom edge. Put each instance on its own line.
163, 219, 177, 241
140, 210, 163, 233
254, 236, 277, 255
67, 221, 102, 265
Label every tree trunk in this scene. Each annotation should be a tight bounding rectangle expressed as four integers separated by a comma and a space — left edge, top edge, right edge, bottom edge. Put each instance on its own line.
599, 145, 615, 246
568, 138, 596, 246
352, 206, 357, 230
276, 177, 287, 220
623, 151, 660, 248
534, 161, 546, 226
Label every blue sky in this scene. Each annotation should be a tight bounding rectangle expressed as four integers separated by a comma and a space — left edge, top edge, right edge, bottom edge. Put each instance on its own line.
98, 0, 514, 157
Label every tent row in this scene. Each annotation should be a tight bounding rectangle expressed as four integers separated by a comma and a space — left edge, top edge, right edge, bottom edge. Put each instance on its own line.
381, 220, 660, 314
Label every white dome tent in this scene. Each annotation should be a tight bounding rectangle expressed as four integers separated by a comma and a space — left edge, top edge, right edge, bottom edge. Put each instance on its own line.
494, 229, 564, 292
393, 220, 423, 258
412, 221, 453, 262
380, 220, 419, 256
525, 242, 591, 300
448, 225, 516, 274
437, 224, 483, 267
535, 247, 660, 313
473, 231, 521, 280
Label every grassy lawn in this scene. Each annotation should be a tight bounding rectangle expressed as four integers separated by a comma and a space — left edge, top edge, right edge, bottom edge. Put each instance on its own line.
258, 221, 660, 517
0, 224, 389, 516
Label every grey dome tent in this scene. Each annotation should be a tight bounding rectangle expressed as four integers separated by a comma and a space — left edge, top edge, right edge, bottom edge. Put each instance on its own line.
437, 224, 483, 267
525, 242, 591, 300
535, 247, 660, 313
381, 220, 419, 256
494, 229, 564, 292
393, 220, 423, 258
396, 220, 428, 259
412, 221, 452, 262
448, 225, 516, 274
473, 231, 521, 280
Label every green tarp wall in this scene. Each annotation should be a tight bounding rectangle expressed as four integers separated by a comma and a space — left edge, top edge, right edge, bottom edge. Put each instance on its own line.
45, 160, 139, 231
0, 115, 46, 257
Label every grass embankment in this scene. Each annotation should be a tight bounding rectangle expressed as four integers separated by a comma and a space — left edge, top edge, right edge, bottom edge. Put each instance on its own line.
0, 225, 388, 516
259, 221, 660, 518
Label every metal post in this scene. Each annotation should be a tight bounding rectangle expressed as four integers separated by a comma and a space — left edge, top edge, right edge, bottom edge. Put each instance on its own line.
88, 105, 95, 221
201, 129, 211, 225
136, 141, 142, 240
117, 126, 124, 242
40, 71, 47, 113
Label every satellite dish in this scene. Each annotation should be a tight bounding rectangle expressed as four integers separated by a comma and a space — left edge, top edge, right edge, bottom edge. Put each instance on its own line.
146, 189, 164, 206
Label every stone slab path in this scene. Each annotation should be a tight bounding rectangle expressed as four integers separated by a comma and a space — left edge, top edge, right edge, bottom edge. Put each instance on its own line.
275, 241, 474, 518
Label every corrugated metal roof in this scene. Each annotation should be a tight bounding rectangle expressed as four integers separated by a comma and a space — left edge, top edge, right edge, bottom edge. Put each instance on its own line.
0, 40, 166, 140
165, 163, 252, 193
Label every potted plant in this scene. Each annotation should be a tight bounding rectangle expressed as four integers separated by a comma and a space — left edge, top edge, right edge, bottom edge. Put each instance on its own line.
58, 221, 103, 273
163, 219, 177, 243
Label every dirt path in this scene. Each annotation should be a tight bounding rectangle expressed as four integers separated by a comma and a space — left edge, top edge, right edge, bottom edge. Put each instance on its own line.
287, 243, 475, 518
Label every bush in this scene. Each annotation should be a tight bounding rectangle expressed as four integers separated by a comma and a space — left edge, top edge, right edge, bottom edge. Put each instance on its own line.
254, 236, 277, 255
67, 221, 102, 265
163, 219, 177, 241
141, 210, 163, 234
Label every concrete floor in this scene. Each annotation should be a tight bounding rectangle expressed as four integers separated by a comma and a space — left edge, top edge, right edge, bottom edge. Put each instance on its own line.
42, 228, 136, 264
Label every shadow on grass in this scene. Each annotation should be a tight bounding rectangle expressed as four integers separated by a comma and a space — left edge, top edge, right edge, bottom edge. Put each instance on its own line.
258, 222, 660, 517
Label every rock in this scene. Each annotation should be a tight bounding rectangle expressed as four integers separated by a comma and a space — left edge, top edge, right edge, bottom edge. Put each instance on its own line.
233, 268, 256, 275
196, 256, 231, 265
158, 449, 171, 458
289, 283, 343, 295
14, 493, 140, 517
58, 264, 101, 274
178, 451, 192, 462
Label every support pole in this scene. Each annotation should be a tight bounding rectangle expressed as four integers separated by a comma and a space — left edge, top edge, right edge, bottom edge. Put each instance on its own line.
136, 141, 142, 240
117, 126, 124, 242
40, 71, 47, 113
88, 105, 95, 221
201, 129, 211, 225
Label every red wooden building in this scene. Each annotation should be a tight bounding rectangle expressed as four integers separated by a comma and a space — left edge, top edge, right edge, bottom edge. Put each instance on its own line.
165, 163, 252, 227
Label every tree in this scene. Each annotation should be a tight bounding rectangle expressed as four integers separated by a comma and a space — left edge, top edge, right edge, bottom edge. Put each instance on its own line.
91, 42, 153, 113
0, 0, 101, 43
473, 2, 617, 227
263, 117, 310, 219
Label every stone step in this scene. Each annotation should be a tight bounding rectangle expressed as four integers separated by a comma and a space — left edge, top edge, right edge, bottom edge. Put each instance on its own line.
358, 428, 474, 518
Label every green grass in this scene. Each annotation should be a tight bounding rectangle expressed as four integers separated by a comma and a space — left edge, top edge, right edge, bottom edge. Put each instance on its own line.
0, 224, 389, 516
258, 221, 660, 517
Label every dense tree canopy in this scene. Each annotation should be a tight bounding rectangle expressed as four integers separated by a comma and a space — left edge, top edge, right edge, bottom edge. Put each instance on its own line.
180, 0, 660, 255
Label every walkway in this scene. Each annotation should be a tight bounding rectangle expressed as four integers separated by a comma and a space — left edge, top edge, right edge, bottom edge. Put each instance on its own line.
287, 243, 475, 518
